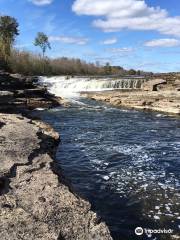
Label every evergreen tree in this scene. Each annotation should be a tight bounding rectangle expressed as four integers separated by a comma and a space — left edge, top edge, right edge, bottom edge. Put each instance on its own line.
0, 15, 19, 63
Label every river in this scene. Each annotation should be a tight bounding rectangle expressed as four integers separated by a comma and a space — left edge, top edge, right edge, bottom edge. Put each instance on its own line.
35, 76, 180, 240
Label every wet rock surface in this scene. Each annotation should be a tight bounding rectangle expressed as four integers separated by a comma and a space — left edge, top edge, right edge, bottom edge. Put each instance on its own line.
0, 71, 62, 113
0, 72, 112, 240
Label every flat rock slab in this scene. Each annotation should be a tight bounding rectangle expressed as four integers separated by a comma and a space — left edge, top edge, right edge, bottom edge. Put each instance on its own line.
0, 114, 39, 176
0, 113, 112, 240
83, 90, 180, 115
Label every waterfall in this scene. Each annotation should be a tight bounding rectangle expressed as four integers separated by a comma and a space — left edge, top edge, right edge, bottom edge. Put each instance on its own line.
39, 76, 146, 98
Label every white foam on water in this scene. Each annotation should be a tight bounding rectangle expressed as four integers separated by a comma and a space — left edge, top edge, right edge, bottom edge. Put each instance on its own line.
90, 143, 180, 222
103, 176, 110, 181
35, 108, 45, 111
156, 114, 165, 117
39, 76, 146, 99
41, 76, 180, 228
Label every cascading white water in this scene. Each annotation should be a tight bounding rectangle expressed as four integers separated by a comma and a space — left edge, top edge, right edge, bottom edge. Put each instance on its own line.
39, 76, 146, 98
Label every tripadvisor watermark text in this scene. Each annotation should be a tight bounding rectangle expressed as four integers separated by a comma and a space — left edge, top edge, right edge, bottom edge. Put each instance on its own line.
135, 227, 173, 236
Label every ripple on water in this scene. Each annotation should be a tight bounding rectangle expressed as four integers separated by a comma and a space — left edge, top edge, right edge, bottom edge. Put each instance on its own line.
36, 100, 180, 240
88, 143, 180, 225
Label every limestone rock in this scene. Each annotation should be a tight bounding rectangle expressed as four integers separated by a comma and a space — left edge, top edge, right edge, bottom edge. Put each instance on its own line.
142, 79, 167, 91
82, 90, 180, 115
0, 113, 112, 240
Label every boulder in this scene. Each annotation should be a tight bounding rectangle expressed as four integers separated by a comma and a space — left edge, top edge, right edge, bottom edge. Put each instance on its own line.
142, 79, 167, 91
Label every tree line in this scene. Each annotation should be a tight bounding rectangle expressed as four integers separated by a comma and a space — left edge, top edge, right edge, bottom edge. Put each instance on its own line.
0, 15, 152, 76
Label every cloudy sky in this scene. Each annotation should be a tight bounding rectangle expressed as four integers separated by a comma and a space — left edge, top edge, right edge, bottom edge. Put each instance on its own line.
0, 0, 180, 72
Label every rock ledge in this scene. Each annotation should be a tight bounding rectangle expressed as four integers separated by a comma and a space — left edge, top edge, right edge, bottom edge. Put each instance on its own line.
0, 113, 112, 240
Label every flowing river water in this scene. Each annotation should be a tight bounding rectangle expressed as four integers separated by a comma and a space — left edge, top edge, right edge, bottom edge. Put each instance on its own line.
36, 77, 180, 240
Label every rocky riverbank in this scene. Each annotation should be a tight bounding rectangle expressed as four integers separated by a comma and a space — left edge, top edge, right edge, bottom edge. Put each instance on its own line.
0, 71, 63, 113
0, 72, 112, 240
81, 77, 180, 115
82, 89, 180, 115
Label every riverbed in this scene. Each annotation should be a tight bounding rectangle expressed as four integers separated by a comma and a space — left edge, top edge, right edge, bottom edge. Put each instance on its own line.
35, 97, 180, 240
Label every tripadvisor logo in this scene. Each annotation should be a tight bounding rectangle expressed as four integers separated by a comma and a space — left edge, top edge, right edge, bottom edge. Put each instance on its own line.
135, 227, 143, 235
135, 227, 173, 236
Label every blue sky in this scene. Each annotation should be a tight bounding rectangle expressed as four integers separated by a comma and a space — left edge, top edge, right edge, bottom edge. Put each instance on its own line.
0, 0, 180, 72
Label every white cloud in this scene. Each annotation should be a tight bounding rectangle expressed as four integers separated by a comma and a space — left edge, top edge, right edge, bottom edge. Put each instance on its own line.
105, 47, 134, 57
72, 0, 180, 36
108, 47, 134, 53
144, 38, 180, 47
49, 36, 89, 45
101, 38, 117, 45
29, 0, 53, 6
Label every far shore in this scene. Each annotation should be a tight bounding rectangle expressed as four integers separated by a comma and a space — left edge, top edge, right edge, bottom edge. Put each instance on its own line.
81, 89, 180, 115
